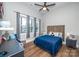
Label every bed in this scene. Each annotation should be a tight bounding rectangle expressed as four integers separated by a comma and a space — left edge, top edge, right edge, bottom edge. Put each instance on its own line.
34, 25, 65, 56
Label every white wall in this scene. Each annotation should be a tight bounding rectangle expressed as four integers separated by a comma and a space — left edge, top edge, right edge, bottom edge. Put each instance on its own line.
43, 3, 79, 47
3, 2, 43, 33
44, 3, 79, 35
2, 2, 79, 45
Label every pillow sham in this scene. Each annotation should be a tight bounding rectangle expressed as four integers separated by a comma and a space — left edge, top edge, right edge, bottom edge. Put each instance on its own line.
48, 32, 52, 35
48, 32, 62, 38
53, 32, 62, 38
48, 32, 54, 36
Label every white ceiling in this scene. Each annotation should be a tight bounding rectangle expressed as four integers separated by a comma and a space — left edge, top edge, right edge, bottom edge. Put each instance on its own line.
20, 2, 75, 13
23, 2, 71, 7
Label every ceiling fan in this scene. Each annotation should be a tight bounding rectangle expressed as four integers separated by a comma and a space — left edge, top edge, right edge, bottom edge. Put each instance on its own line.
35, 2, 56, 11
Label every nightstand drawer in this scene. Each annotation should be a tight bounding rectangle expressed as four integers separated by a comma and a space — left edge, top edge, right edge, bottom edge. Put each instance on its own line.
66, 39, 77, 48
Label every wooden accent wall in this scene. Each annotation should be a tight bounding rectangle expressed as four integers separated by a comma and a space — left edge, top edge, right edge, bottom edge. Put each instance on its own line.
47, 25, 65, 39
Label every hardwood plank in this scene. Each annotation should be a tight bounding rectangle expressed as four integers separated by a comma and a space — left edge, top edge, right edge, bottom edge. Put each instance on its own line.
24, 42, 79, 57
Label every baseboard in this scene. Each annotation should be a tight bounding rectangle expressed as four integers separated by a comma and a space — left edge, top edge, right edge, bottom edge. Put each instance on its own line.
62, 41, 66, 45
76, 45, 79, 48
26, 37, 35, 43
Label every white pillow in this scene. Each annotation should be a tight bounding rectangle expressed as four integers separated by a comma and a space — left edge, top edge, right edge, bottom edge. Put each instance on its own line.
48, 32, 52, 35
53, 32, 62, 38
53, 32, 58, 36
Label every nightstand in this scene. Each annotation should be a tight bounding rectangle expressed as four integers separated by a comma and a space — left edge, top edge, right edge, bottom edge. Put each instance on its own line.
66, 38, 77, 48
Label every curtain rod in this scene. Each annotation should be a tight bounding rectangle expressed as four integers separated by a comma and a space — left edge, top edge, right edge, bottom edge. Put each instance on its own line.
14, 11, 40, 20
14, 11, 28, 16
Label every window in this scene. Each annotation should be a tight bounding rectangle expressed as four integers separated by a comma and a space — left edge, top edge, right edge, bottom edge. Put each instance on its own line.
16, 12, 41, 41
36, 19, 39, 32
20, 14, 27, 33
36, 19, 40, 36
29, 17, 35, 37
29, 17, 34, 33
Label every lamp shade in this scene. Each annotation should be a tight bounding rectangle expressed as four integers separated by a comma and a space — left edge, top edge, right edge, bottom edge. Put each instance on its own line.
67, 33, 70, 36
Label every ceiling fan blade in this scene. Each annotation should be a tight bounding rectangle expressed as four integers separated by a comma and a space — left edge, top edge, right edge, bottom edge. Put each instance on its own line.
46, 3, 56, 7
46, 8, 49, 11
35, 4, 43, 7
39, 8, 43, 11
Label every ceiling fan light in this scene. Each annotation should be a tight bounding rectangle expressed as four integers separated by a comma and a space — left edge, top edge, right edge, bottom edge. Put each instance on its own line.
43, 7, 47, 11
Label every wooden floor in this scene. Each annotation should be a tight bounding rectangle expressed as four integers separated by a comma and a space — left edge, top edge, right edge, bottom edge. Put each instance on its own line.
24, 42, 79, 57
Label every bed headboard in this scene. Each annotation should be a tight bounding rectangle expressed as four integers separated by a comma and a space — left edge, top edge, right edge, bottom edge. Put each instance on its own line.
47, 25, 65, 39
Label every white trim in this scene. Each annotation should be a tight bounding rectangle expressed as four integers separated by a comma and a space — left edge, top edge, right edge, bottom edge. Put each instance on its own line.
26, 37, 35, 43
0, 27, 14, 30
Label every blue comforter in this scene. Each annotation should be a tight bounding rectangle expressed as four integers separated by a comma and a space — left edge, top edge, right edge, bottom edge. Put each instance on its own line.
34, 35, 62, 56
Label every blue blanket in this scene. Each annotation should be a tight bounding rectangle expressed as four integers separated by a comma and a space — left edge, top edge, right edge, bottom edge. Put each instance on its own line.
34, 35, 62, 56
